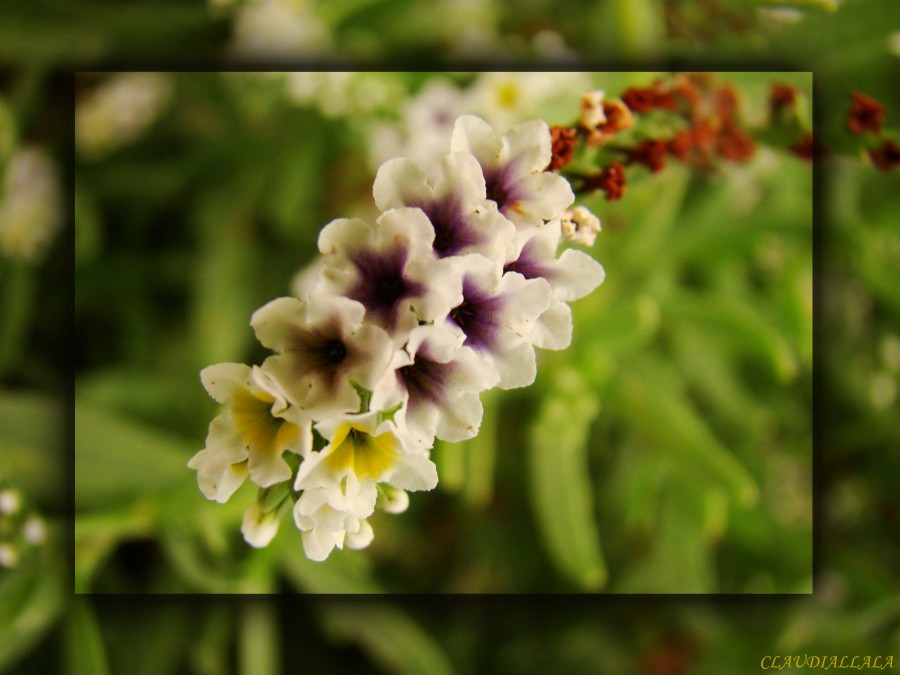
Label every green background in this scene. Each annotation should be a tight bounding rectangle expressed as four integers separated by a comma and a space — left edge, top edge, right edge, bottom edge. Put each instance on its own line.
1, 0, 899, 672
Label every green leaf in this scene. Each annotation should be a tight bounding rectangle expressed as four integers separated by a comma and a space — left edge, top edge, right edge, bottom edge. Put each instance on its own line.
613, 362, 759, 508
0, 259, 37, 379
462, 388, 497, 508
0, 391, 65, 508
528, 367, 607, 590
615, 481, 717, 593
318, 602, 455, 675
190, 183, 263, 368
665, 290, 798, 383
239, 603, 280, 675
67, 599, 110, 675
280, 536, 381, 594
0, 525, 65, 672
74, 399, 194, 510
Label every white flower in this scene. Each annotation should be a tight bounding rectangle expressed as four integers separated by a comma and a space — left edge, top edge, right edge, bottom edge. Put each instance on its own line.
23, 516, 46, 545
296, 411, 438, 494
450, 115, 574, 230
293, 489, 374, 561
445, 254, 552, 389
241, 501, 281, 548
292, 411, 437, 560
0, 146, 62, 262
76, 73, 172, 159
559, 206, 602, 247
230, 0, 331, 58
504, 219, 606, 350
401, 80, 470, 172
579, 90, 607, 131
316, 207, 463, 339
251, 295, 394, 416
376, 484, 410, 514
373, 152, 516, 262
466, 72, 589, 134
0, 542, 18, 568
188, 363, 311, 503
0, 489, 21, 515
372, 322, 499, 450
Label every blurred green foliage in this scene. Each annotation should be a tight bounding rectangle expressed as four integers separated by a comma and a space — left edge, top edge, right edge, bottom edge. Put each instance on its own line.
0, 0, 897, 672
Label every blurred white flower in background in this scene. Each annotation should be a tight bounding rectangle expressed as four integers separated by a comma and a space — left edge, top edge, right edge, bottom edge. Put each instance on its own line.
230, 0, 331, 57
0, 146, 62, 262
76, 72, 173, 160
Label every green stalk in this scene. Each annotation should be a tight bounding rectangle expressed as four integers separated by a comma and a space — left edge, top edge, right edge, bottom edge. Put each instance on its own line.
0, 260, 36, 379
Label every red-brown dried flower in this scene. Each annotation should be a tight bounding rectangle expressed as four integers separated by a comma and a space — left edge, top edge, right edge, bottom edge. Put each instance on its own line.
690, 121, 717, 168
628, 139, 668, 173
548, 125, 578, 171
790, 133, 815, 162
713, 85, 739, 122
622, 87, 656, 114
667, 130, 694, 161
671, 75, 703, 118
848, 91, 886, 135
716, 122, 755, 162
770, 83, 797, 117
589, 162, 627, 201
599, 100, 633, 134
869, 139, 900, 171
652, 87, 679, 111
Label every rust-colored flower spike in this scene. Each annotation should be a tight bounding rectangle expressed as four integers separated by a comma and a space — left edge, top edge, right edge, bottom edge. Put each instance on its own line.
589, 162, 627, 202
869, 140, 900, 171
548, 125, 578, 171
627, 139, 668, 173
770, 83, 798, 117
848, 91, 886, 135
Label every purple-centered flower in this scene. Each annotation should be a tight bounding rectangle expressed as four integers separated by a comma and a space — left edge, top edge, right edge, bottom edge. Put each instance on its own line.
504, 219, 606, 350
373, 152, 515, 262
316, 207, 463, 341
372, 322, 500, 450
251, 295, 394, 417
444, 254, 552, 389
450, 115, 575, 230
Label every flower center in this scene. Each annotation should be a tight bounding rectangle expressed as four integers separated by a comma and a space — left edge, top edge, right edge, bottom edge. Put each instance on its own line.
398, 354, 450, 408
325, 423, 399, 480
230, 388, 285, 455
321, 338, 347, 365
449, 278, 501, 351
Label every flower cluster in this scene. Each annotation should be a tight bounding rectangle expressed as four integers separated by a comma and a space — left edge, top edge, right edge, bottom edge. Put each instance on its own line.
190, 114, 605, 561
0, 477, 47, 570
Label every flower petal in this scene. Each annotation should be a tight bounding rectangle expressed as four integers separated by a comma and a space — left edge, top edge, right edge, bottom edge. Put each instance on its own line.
450, 115, 503, 169
532, 300, 573, 351
553, 249, 607, 302
200, 363, 250, 405
373, 157, 434, 212
503, 119, 552, 175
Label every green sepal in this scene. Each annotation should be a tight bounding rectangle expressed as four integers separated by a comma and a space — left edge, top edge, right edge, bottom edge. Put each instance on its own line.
350, 380, 372, 414
376, 401, 403, 425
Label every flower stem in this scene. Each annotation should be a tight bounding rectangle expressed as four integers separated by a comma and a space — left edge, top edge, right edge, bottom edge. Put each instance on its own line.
0, 259, 36, 379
